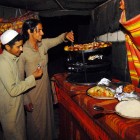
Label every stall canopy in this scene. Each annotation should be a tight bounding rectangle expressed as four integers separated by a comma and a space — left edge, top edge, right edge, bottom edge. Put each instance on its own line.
0, 0, 110, 16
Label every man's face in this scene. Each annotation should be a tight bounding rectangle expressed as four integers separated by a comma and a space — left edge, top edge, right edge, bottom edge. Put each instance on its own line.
32, 23, 44, 42
7, 40, 23, 57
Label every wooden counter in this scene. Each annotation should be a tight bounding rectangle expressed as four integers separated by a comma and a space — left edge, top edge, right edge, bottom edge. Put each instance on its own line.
52, 73, 140, 140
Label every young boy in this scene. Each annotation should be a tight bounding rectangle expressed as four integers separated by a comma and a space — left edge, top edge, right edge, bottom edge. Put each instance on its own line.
0, 29, 43, 140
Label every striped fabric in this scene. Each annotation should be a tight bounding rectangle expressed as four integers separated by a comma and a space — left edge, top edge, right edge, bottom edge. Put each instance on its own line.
119, 0, 140, 86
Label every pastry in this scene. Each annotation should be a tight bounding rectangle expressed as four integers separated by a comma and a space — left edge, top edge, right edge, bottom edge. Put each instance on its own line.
123, 84, 135, 93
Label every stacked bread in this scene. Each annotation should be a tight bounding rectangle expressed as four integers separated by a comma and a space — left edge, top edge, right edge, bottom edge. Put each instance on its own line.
115, 100, 140, 118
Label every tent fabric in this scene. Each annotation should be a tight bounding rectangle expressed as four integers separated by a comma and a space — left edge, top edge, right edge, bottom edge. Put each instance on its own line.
90, 0, 140, 38
125, 35, 140, 86
125, 0, 140, 20
120, 14, 140, 50
90, 0, 121, 38
119, 0, 140, 86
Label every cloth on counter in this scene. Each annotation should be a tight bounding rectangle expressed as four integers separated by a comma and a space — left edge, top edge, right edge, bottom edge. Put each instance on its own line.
51, 78, 58, 105
52, 73, 140, 140
0, 48, 2, 54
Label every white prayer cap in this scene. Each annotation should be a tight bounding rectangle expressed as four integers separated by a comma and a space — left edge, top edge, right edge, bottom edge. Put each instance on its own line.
0, 29, 18, 45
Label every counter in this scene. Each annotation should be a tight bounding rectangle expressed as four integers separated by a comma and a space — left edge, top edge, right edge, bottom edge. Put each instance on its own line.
52, 73, 140, 140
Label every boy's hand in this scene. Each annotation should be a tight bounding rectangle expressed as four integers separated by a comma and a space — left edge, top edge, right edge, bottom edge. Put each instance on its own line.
33, 68, 43, 79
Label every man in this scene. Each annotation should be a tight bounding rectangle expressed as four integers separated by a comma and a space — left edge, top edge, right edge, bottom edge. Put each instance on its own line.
0, 29, 43, 140
18, 19, 74, 140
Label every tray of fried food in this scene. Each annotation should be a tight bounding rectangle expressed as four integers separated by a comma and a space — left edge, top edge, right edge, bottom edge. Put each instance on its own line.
87, 85, 115, 99
64, 42, 112, 52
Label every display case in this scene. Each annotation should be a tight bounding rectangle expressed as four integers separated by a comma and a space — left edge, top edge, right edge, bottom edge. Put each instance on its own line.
65, 44, 112, 85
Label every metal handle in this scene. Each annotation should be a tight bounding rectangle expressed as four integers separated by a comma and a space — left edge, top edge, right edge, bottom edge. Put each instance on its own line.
93, 105, 115, 113
71, 30, 74, 47
93, 105, 104, 111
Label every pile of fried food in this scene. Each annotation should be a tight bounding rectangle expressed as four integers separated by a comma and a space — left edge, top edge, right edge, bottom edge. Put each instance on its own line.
87, 86, 114, 97
0, 21, 23, 34
87, 84, 135, 98
123, 84, 135, 93
64, 42, 112, 51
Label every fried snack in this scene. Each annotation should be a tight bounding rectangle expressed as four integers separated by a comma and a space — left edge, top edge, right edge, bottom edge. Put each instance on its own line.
64, 46, 69, 51
87, 86, 114, 97
64, 42, 112, 51
123, 84, 135, 93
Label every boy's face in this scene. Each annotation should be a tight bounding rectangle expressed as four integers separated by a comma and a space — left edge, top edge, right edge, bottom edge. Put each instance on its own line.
6, 40, 23, 57
31, 23, 44, 41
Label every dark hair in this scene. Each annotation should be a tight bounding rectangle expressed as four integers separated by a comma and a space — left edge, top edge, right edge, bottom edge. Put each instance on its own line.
2, 34, 23, 50
22, 19, 42, 42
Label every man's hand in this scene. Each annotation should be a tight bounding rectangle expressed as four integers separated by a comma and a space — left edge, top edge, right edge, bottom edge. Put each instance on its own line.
65, 31, 74, 42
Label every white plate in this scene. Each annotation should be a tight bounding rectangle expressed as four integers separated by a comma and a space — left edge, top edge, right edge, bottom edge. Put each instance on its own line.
116, 112, 140, 119
115, 100, 140, 119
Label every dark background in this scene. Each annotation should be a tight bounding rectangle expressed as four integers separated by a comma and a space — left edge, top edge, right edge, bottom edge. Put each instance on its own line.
40, 15, 91, 77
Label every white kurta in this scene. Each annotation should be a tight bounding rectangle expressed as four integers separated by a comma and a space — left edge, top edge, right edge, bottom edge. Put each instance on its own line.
18, 33, 66, 140
0, 50, 36, 140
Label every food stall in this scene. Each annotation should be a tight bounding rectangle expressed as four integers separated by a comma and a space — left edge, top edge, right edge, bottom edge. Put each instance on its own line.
51, 40, 140, 140
0, 0, 140, 139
